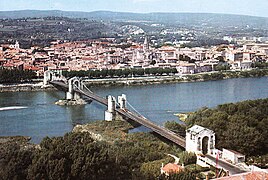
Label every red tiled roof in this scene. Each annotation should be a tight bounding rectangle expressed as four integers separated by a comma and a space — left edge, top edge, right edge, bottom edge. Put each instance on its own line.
215, 171, 268, 180
24, 66, 41, 71
3, 63, 15, 67
162, 163, 184, 174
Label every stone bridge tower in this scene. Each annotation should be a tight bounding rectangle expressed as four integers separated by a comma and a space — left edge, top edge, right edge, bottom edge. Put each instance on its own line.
105, 94, 127, 121
186, 125, 215, 155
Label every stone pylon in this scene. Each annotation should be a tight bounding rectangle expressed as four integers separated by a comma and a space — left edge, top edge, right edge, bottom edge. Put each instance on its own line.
105, 95, 116, 121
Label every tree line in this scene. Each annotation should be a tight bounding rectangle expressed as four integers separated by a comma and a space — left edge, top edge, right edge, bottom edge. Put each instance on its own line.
0, 69, 36, 83
63, 68, 178, 78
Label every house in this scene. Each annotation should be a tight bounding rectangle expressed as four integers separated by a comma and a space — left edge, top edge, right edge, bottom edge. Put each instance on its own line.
226, 51, 243, 62
176, 63, 195, 74
222, 149, 245, 164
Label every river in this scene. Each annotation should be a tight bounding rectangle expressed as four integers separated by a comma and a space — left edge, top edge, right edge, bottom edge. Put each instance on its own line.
1, 77, 268, 143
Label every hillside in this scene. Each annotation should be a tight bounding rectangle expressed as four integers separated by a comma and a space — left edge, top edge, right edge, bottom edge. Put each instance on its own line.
1, 10, 268, 29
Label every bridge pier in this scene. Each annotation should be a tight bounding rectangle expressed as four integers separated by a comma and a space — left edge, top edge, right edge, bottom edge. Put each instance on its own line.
105, 94, 128, 121
105, 95, 116, 121
118, 94, 127, 109
55, 77, 87, 106
65, 77, 84, 101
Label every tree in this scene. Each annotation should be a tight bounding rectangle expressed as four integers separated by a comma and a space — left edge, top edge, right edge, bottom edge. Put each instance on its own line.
27, 133, 131, 180
0, 69, 36, 83
165, 121, 186, 137
185, 98, 268, 156
215, 56, 225, 62
122, 69, 131, 77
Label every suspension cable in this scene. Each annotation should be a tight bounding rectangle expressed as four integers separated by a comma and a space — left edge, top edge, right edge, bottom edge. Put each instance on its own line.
126, 101, 145, 118
81, 81, 93, 93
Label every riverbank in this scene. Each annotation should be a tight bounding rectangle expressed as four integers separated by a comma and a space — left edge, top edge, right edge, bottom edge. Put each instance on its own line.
1, 69, 268, 92
0, 82, 56, 92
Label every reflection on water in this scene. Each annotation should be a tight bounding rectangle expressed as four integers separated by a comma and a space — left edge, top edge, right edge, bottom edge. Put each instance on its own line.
0, 77, 268, 143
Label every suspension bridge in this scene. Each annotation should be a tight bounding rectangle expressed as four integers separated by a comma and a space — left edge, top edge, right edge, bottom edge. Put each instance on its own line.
43, 71, 251, 176
44, 71, 186, 148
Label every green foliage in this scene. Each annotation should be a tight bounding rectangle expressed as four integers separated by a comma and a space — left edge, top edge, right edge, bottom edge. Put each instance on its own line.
178, 152, 197, 165
111, 132, 183, 171
140, 158, 171, 179
186, 98, 268, 156
248, 154, 268, 168
179, 54, 191, 62
63, 67, 178, 78
215, 56, 225, 62
0, 137, 35, 180
0, 133, 131, 180
185, 164, 210, 174
184, 69, 268, 82
0, 129, 187, 179
166, 170, 196, 180
0, 69, 36, 83
164, 121, 186, 137
214, 64, 230, 71
28, 132, 130, 180
252, 62, 268, 69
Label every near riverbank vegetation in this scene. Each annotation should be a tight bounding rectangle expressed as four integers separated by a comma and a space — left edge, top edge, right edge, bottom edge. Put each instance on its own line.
2, 67, 268, 86
186, 69, 268, 81
62, 67, 178, 78
166, 98, 268, 168
0, 120, 213, 180
0, 69, 36, 83
63, 68, 268, 85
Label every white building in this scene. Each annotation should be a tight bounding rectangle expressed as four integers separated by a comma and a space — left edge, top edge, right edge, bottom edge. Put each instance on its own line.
222, 148, 245, 164
186, 125, 215, 155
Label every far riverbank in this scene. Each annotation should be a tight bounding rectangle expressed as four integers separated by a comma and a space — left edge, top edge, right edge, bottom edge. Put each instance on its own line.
1, 69, 268, 92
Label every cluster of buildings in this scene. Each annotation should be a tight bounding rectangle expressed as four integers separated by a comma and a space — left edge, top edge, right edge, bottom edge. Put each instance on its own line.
158, 124, 268, 179
160, 125, 268, 179
223, 36, 268, 45
1, 37, 268, 77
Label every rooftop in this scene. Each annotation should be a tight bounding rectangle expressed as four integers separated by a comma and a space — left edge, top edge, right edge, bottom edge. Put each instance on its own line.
161, 163, 184, 174
187, 125, 214, 135
214, 171, 268, 180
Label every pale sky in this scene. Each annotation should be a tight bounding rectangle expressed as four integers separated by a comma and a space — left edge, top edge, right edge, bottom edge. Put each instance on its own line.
1, 0, 268, 17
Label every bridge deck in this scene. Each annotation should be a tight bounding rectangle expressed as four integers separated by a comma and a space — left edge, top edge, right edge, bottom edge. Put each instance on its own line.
50, 81, 186, 148
206, 155, 247, 175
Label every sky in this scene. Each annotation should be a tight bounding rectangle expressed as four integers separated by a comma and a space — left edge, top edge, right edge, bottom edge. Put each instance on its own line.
1, 0, 268, 17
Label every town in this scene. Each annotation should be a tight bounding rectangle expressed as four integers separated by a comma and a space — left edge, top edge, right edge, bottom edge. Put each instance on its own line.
1, 5, 268, 179
1, 36, 268, 77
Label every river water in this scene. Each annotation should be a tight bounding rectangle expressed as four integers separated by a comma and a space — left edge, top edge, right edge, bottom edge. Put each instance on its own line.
1, 77, 268, 143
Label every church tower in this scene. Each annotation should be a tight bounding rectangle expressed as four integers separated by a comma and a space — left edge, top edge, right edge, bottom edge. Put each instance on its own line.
14, 41, 20, 49
143, 36, 149, 52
